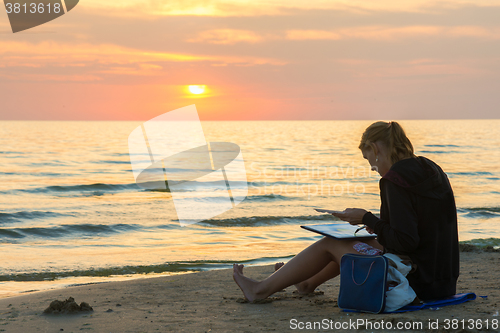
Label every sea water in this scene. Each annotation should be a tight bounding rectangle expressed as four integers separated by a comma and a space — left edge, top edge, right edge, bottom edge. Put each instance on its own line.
1, 119, 499, 297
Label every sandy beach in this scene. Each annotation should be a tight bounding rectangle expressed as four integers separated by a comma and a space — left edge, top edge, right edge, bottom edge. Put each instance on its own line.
0, 249, 498, 333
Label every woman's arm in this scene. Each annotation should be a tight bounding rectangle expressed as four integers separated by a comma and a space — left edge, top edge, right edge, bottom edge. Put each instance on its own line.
363, 180, 420, 254
331, 208, 367, 224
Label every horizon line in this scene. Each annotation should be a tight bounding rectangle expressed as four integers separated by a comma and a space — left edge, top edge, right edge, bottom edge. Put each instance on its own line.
0, 118, 499, 122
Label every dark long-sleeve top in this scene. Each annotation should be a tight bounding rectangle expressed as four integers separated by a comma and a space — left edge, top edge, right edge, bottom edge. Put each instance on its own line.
362, 156, 460, 300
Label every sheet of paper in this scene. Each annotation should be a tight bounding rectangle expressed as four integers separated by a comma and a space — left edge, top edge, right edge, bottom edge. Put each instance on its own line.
314, 208, 345, 214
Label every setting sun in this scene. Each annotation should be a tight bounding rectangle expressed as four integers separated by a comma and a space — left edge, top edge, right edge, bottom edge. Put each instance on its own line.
188, 85, 206, 94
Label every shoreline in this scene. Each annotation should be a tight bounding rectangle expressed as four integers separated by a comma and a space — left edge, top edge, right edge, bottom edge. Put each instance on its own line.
0, 255, 296, 300
0, 271, 196, 300
1, 251, 499, 332
0, 243, 497, 300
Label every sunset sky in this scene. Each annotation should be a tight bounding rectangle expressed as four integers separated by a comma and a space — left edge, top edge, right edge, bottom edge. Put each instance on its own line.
1, 0, 500, 120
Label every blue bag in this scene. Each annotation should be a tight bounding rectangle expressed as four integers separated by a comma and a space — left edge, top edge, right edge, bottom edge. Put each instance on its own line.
338, 254, 389, 313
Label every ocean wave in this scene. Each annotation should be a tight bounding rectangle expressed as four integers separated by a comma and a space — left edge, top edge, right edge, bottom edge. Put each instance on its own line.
0, 229, 25, 238
100, 160, 131, 164
0, 211, 72, 223
459, 238, 500, 251
244, 194, 302, 202
0, 256, 294, 282
423, 144, 461, 148
0, 172, 74, 177
20, 180, 251, 195
16, 183, 146, 196
249, 181, 316, 187
419, 150, 464, 154
15, 180, 338, 196
199, 214, 338, 227
44, 183, 141, 193
0, 223, 139, 239
446, 171, 494, 179
459, 207, 500, 218
448, 171, 494, 176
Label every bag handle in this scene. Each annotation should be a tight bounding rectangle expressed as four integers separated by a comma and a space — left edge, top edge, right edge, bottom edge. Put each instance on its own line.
352, 260, 375, 286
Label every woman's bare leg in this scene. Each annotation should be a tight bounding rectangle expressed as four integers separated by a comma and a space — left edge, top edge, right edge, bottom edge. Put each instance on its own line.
295, 261, 339, 293
233, 237, 363, 302
364, 238, 383, 251
282, 237, 383, 293
275, 261, 339, 294
293, 238, 382, 292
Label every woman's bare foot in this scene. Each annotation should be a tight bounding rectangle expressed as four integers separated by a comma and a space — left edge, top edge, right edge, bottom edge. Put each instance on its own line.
233, 264, 265, 302
274, 262, 315, 294
294, 281, 316, 294
274, 262, 285, 271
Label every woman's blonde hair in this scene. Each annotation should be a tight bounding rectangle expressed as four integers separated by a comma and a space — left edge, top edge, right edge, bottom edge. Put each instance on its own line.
358, 121, 416, 164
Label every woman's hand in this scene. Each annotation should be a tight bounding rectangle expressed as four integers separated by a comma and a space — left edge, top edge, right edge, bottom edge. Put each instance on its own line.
331, 208, 368, 225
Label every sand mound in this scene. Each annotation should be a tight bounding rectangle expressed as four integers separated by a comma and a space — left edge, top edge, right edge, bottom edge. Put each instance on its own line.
43, 297, 93, 314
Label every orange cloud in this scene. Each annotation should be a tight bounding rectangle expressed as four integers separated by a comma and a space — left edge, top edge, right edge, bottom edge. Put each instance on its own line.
80, 0, 500, 17
0, 73, 103, 82
0, 40, 287, 81
186, 29, 273, 44
332, 58, 487, 79
0, 41, 205, 64
286, 30, 342, 41
186, 25, 500, 46
286, 26, 500, 41
80, 0, 282, 17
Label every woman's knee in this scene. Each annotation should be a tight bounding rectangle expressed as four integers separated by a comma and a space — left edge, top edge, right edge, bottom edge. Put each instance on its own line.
309, 237, 334, 259
317, 236, 336, 248
316, 237, 353, 260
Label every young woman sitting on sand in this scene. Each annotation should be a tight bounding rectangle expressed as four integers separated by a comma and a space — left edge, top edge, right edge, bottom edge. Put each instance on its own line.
233, 121, 459, 303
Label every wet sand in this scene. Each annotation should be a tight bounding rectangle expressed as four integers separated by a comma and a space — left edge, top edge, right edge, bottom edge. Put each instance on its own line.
0, 250, 499, 332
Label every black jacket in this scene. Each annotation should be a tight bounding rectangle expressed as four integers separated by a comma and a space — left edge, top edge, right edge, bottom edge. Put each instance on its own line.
362, 156, 459, 300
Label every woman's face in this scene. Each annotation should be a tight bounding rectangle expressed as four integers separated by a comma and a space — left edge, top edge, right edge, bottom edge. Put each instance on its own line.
361, 142, 392, 176
362, 148, 379, 174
